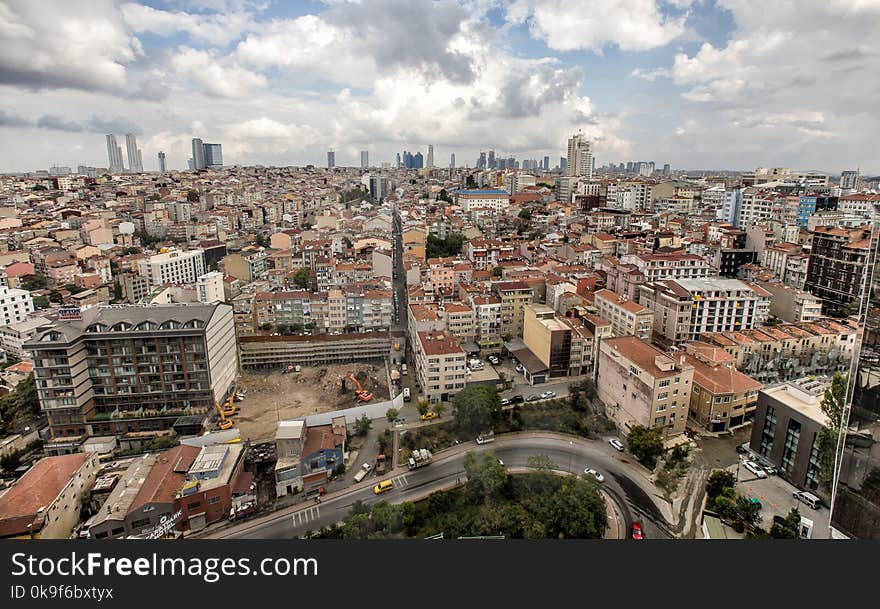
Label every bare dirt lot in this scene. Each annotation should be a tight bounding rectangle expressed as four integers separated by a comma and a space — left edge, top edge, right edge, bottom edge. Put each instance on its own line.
231, 363, 389, 441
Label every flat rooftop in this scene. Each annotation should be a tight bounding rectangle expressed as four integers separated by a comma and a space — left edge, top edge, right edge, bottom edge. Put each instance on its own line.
762, 378, 831, 425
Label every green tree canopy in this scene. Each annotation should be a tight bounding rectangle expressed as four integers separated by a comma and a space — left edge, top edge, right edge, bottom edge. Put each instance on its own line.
292, 267, 312, 290
547, 475, 608, 539
453, 385, 502, 437
627, 425, 664, 468
818, 372, 848, 490
463, 450, 508, 500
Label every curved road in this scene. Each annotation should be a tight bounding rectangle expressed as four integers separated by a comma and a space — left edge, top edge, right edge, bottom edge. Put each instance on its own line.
207, 434, 673, 540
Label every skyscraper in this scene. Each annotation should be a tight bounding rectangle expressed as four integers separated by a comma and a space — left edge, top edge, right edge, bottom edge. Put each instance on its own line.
105, 135, 124, 173
477, 152, 486, 169
663, 163, 671, 176
360, 150, 369, 168
327, 150, 335, 168
566, 130, 593, 179
560, 157, 567, 172
450, 153, 455, 169
158, 151, 166, 175
841, 170, 860, 190
125, 134, 143, 173
396, 152, 401, 168
543, 156, 550, 171
203, 143, 222, 169
427, 144, 434, 168
488, 150, 496, 169
413, 152, 424, 168
191, 138, 205, 170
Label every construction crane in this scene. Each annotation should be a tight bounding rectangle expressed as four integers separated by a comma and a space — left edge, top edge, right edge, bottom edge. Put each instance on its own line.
346, 373, 374, 402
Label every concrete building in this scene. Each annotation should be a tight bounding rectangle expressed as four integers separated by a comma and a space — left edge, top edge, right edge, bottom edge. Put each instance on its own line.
455, 190, 509, 212
0, 315, 50, 359
494, 281, 533, 339
804, 225, 872, 315
137, 249, 206, 288
597, 336, 693, 438
639, 278, 771, 345
0, 453, 99, 539
0, 285, 33, 328
683, 349, 762, 432
25, 303, 237, 442
759, 282, 824, 323
566, 130, 593, 179
197, 271, 224, 303
414, 330, 466, 404
593, 288, 653, 340
522, 304, 596, 379
749, 378, 830, 492
275, 419, 305, 497
238, 332, 392, 369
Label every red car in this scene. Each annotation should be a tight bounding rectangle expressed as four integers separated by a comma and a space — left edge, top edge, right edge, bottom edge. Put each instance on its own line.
631, 522, 643, 540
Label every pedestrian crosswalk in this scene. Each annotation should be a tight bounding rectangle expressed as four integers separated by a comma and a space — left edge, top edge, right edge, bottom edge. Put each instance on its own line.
392, 474, 409, 489
291, 506, 320, 527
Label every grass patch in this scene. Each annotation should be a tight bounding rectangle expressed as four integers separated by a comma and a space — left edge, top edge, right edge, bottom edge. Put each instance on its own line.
655, 444, 691, 497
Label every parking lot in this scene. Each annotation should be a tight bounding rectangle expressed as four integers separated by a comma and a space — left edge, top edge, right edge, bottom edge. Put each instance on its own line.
729, 462, 831, 538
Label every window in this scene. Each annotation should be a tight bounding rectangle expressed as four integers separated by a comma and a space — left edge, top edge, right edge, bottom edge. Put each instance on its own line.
208, 496, 221, 505
187, 501, 201, 510
659, 379, 670, 388
658, 392, 669, 400
131, 518, 150, 529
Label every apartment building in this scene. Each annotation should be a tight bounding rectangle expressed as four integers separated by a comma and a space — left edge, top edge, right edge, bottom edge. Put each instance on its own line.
253, 288, 392, 333
618, 253, 713, 283
697, 318, 855, 383
639, 278, 770, 345
223, 249, 268, 283
137, 249, 206, 288
197, 271, 224, 303
0, 316, 50, 359
804, 225, 872, 315
439, 302, 475, 343
0, 285, 34, 326
471, 295, 502, 351
25, 303, 237, 441
455, 189, 509, 212
593, 288, 653, 340
683, 349, 762, 432
238, 333, 392, 369
759, 282, 824, 323
522, 304, 595, 379
414, 330, 467, 404
493, 281, 533, 338
597, 336, 693, 437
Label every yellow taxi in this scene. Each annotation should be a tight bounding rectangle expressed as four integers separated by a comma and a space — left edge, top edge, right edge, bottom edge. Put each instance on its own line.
373, 480, 393, 495
420, 411, 438, 421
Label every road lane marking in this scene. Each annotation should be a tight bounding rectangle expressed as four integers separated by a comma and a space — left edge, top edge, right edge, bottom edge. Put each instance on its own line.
393, 475, 409, 488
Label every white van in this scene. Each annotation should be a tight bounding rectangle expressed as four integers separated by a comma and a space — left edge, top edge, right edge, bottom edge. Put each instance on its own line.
793, 491, 821, 509
403, 387, 411, 402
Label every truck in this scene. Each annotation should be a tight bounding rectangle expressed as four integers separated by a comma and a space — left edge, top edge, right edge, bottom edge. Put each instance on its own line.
375, 454, 387, 474
408, 448, 433, 470
353, 462, 372, 483
475, 431, 495, 445
403, 387, 411, 402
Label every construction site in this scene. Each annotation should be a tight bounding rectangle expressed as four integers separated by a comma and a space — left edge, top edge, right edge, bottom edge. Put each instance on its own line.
229, 363, 391, 442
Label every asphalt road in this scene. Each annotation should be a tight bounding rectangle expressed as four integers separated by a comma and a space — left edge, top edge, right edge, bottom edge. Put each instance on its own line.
209, 435, 672, 540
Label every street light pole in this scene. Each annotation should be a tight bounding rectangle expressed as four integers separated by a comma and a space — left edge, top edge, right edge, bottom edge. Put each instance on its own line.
569, 440, 574, 474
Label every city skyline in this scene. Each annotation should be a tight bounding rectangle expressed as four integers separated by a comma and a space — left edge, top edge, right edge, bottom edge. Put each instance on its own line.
0, 1, 878, 173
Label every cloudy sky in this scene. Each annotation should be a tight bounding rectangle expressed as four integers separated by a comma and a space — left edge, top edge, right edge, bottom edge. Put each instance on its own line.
1, 0, 878, 173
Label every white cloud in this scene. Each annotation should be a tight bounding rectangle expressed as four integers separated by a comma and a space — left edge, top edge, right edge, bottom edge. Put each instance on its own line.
0, 0, 141, 93
171, 47, 267, 98
120, 2, 258, 46
506, 0, 686, 52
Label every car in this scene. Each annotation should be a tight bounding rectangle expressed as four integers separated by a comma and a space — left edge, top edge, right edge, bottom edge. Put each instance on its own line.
540, 390, 556, 399
748, 497, 762, 510
526, 394, 541, 402
515, 363, 524, 373
743, 460, 768, 479
608, 438, 625, 452
583, 467, 605, 483
500, 398, 511, 406
497, 459, 504, 466
793, 490, 821, 509
421, 411, 438, 421
361, 463, 373, 473
631, 522, 643, 540
488, 355, 500, 365
509, 394, 525, 404
373, 480, 394, 495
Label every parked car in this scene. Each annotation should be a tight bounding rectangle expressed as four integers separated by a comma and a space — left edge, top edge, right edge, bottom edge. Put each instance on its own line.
540, 390, 556, 399
526, 394, 541, 402
736, 442, 750, 454
608, 438, 625, 452
515, 363, 524, 373
583, 467, 605, 483
509, 394, 525, 404
420, 411, 439, 421
793, 490, 822, 509
631, 522, 643, 540
748, 497, 762, 510
743, 460, 768, 479
488, 355, 500, 365
500, 398, 511, 406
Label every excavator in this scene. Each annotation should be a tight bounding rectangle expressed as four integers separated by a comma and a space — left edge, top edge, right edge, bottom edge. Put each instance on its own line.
215, 390, 236, 430
219, 389, 237, 417
346, 373, 374, 402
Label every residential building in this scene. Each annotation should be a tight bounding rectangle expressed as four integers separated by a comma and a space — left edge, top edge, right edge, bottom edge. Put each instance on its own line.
455, 190, 509, 212
197, 271, 224, 303
494, 281, 533, 338
0, 285, 34, 326
25, 303, 237, 441
684, 349, 762, 432
759, 282, 824, 323
238, 333, 392, 369
0, 453, 99, 539
0, 315, 50, 359
804, 225, 872, 315
597, 336, 694, 437
137, 249, 206, 288
749, 378, 829, 492
522, 304, 595, 379
566, 130, 593, 179
414, 330, 466, 404
639, 278, 771, 345
105, 135, 124, 173
593, 288, 653, 340
125, 134, 143, 173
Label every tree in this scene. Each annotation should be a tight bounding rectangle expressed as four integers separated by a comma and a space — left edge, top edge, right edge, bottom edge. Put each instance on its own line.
547, 476, 607, 538
706, 469, 737, 503
0, 452, 21, 472
354, 414, 371, 436
416, 399, 430, 416
292, 267, 312, 290
627, 425, 664, 468
385, 408, 399, 422
452, 386, 502, 437
21, 274, 49, 291
770, 508, 801, 539
0, 374, 40, 435
463, 451, 508, 500
818, 372, 848, 491
491, 265, 503, 278
32, 295, 50, 309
